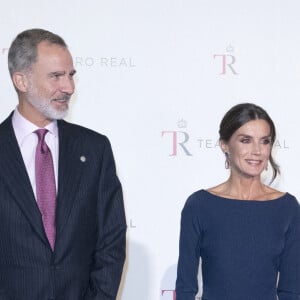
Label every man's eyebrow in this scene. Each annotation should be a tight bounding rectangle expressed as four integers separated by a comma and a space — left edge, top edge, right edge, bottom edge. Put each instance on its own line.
48, 70, 77, 76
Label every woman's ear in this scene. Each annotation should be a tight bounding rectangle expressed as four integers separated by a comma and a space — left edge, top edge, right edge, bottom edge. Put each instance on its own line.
219, 139, 229, 154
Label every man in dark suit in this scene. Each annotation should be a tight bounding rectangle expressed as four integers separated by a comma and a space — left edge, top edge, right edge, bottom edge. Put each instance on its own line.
0, 28, 126, 300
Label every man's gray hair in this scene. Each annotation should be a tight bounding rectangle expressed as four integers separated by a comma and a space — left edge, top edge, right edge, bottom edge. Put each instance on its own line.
8, 28, 67, 77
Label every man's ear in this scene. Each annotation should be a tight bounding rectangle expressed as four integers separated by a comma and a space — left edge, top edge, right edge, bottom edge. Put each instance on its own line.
12, 72, 29, 93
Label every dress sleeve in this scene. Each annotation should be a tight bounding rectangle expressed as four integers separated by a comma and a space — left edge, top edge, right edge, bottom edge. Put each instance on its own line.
176, 195, 202, 300
277, 197, 300, 300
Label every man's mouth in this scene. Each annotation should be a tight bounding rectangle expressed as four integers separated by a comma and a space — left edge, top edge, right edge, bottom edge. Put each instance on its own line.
53, 95, 71, 103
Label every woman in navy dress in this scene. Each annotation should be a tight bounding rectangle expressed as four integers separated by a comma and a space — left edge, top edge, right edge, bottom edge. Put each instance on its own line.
176, 103, 300, 300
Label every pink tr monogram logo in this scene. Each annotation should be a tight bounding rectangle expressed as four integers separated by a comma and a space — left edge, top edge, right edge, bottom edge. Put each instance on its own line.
213, 46, 238, 75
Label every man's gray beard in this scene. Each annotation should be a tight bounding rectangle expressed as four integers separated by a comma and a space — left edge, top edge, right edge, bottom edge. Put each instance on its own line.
27, 96, 69, 120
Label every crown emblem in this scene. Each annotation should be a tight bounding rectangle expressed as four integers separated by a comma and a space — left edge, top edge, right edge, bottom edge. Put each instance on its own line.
226, 45, 234, 53
177, 119, 187, 128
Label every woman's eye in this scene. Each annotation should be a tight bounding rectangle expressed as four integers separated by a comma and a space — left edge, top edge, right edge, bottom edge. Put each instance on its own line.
241, 139, 250, 143
262, 139, 271, 145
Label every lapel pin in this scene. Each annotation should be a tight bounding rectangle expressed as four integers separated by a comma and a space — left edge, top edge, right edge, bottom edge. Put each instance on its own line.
80, 156, 86, 162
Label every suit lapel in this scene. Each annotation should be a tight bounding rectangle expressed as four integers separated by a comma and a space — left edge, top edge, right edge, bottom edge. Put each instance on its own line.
0, 114, 49, 246
55, 120, 85, 237
0, 116, 85, 247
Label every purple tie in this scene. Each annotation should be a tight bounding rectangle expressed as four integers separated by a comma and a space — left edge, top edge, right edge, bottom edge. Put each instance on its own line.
35, 129, 56, 250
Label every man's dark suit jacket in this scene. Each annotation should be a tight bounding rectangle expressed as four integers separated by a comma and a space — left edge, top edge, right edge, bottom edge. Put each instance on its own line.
0, 113, 127, 300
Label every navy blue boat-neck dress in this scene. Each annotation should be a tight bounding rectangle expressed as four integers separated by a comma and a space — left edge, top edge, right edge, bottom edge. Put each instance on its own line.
176, 190, 300, 300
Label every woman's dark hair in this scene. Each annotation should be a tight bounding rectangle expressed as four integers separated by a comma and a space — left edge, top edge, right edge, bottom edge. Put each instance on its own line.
219, 103, 280, 183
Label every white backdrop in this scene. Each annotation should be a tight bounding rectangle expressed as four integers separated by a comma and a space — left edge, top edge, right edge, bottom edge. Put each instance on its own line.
1, 1, 300, 299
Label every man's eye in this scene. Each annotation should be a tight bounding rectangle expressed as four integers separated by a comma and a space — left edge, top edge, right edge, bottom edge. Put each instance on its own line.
50, 73, 62, 79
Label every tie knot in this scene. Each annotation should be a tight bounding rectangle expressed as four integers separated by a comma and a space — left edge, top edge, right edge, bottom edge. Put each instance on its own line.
35, 129, 49, 153
35, 128, 48, 142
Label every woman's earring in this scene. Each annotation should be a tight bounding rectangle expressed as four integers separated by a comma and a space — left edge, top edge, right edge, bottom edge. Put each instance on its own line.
225, 152, 230, 169
265, 161, 268, 171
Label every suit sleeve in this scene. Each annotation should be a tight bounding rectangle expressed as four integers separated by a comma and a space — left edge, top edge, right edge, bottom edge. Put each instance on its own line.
175, 196, 202, 300
85, 136, 127, 300
0, 291, 11, 300
277, 198, 300, 299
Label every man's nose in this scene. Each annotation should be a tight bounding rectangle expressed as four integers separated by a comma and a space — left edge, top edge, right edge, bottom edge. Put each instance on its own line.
60, 76, 75, 95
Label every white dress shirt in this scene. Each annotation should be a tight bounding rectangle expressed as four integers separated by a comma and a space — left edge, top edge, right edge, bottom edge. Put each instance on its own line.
12, 108, 59, 199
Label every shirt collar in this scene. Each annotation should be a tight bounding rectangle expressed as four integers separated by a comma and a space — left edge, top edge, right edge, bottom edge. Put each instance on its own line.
12, 107, 58, 146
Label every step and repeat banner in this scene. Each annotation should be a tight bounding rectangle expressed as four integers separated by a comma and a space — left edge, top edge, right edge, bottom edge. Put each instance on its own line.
1, 1, 300, 299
